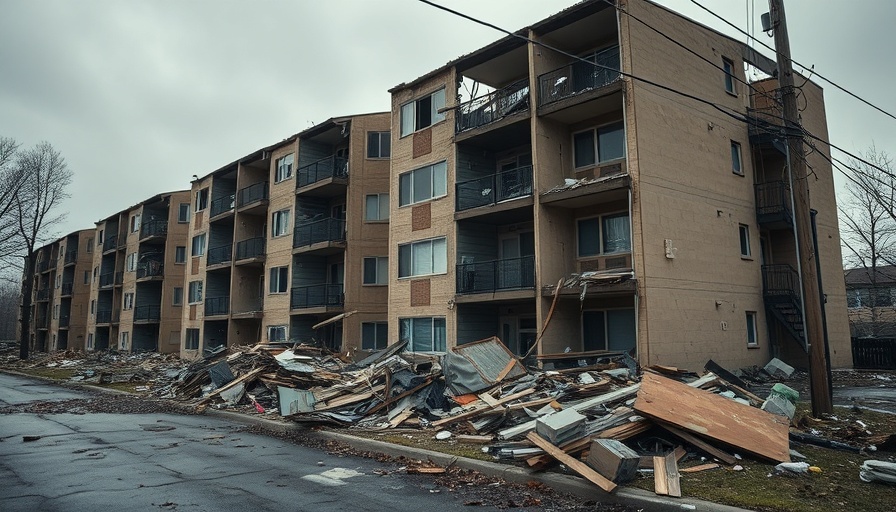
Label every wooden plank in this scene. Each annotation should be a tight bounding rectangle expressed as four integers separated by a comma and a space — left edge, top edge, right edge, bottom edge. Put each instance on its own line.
658, 422, 737, 465
364, 377, 434, 416
597, 419, 651, 440
681, 463, 720, 473
388, 409, 414, 428
653, 453, 680, 497
633, 372, 790, 463
196, 367, 264, 406
455, 434, 494, 443
639, 446, 686, 469
526, 436, 592, 469
526, 432, 616, 493
431, 388, 535, 427
494, 358, 519, 383
478, 392, 500, 407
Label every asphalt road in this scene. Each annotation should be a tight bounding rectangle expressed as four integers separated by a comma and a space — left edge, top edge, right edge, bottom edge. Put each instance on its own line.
0, 374, 543, 512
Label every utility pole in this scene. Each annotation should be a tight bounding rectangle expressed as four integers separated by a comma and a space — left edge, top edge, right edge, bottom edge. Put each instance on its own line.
768, 0, 832, 416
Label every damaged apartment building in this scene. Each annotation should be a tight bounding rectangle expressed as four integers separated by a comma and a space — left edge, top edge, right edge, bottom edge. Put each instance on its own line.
23, 0, 852, 372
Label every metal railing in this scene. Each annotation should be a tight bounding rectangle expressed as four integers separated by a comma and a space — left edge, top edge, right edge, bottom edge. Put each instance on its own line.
293, 218, 346, 248
537, 46, 620, 107
290, 284, 343, 309
64, 250, 78, 265
134, 304, 161, 322
455, 165, 533, 211
103, 234, 118, 252
207, 244, 233, 266
297, 155, 348, 188
237, 182, 268, 208
96, 310, 113, 324
36, 288, 50, 301
210, 194, 235, 217
61, 282, 73, 296
236, 237, 265, 260
755, 181, 793, 226
140, 220, 168, 239
456, 256, 536, 294
761, 264, 801, 303
204, 296, 230, 317
456, 78, 530, 133
38, 260, 51, 273
136, 261, 164, 279
99, 272, 115, 288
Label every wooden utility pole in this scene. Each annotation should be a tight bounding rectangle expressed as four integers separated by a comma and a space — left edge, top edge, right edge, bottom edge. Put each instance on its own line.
768, 0, 832, 415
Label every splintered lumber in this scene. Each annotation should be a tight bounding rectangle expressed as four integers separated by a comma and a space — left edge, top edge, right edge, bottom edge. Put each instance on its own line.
431, 388, 535, 427
633, 372, 791, 463
653, 452, 681, 497
407, 467, 446, 474
680, 463, 720, 474
639, 446, 686, 469
365, 377, 434, 416
196, 367, 265, 406
659, 423, 737, 465
388, 409, 415, 428
455, 434, 494, 443
527, 436, 593, 469
597, 418, 651, 440
526, 432, 616, 493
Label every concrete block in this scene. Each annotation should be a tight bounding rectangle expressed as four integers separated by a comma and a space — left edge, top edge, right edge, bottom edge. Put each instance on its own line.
586, 439, 640, 483
764, 358, 795, 378
535, 408, 586, 445
761, 394, 796, 420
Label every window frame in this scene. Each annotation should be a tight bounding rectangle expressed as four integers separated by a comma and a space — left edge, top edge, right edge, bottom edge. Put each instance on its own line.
86, 237, 94, 253
269, 266, 289, 294
364, 193, 390, 221
731, 140, 743, 176
576, 211, 631, 258
120, 331, 129, 351
746, 311, 759, 347
178, 203, 191, 223
398, 161, 448, 207
361, 322, 388, 351
739, 224, 752, 259
267, 325, 288, 342
123, 292, 134, 310
363, 256, 388, 285
175, 246, 186, 264
130, 213, 141, 233
397, 237, 447, 278
399, 317, 447, 352
399, 88, 447, 138
275, 153, 294, 183
723, 57, 736, 95
271, 209, 290, 238
173, 286, 183, 306
126, 252, 137, 272
184, 328, 200, 350
191, 234, 207, 257
188, 280, 203, 304
572, 120, 626, 169
195, 188, 209, 212
366, 131, 391, 159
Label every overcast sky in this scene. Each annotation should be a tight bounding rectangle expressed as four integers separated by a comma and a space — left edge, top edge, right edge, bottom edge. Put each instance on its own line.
2, 0, 893, 239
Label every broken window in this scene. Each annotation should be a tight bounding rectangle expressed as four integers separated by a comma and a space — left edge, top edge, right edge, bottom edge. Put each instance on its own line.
400, 88, 446, 137
130, 213, 141, 233
195, 188, 209, 212
276, 154, 294, 183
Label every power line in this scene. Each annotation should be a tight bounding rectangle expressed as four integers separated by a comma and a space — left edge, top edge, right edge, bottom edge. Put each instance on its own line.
688, 0, 896, 122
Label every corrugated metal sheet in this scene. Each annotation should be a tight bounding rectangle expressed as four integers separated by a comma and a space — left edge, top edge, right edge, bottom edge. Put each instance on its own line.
451, 336, 525, 383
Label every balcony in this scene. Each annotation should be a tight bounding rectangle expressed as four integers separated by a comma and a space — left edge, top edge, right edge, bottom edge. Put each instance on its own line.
755, 181, 793, 231
296, 155, 348, 195
235, 237, 265, 263
102, 235, 118, 253
139, 220, 168, 240
210, 194, 235, 218
456, 256, 536, 297
136, 261, 164, 280
99, 272, 115, 288
537, 46, 621, 111
205, 296, 230, 317
290, 284, 343, 310
237, 182, 269, 213
38, 260, 51, 273
36, 288, 50, 301
456, 166, 533, 214
96, 310, 113, 324
134, 304, 162, 323
61, 282, 73, 296
293, 218, 346, 254
64, 250, 78, 265
207, 244, 233, 267
456, 78, 530, 134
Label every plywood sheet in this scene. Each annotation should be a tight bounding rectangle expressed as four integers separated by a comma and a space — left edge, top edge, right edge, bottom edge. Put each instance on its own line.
633, 372, 790, 463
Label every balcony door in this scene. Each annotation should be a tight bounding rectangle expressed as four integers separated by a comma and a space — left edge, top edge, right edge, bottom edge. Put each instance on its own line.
498, 231, 534, 289
497, 154, 532, 201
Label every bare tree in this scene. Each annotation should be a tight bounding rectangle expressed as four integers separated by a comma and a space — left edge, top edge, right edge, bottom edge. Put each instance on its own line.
0, 137, 27, 264
839, 147, 896, 337
0, 281, 20, 341
12, 141, 73, 359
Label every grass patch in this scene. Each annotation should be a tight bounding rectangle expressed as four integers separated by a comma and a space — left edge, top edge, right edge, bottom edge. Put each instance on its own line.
349, 430, 493, 462
18, 368, 77, 380
94, 382, 140, 393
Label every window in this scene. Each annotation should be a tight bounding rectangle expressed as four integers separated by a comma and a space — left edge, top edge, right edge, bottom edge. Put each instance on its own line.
400, 88, 446, 137
400, 317, 446, 352
365, 194, 389, 221
53, 304, 59, 319
267, 325, 288, 342
185, 328, 200, 350
175, 246, 186, 263
83, 270, 89, 285
362, 322, 388, 350
87, 238, 94, 253
573, 121, 625, 168
398, 237, 447, 278
723, 57, 736, 94
363, 257, 388, 285
745, 311, 758, 347
93, 266, 98, 282
130, 213, 141, 233
269, 266, 289, 293
98, 229, 104, 244
272, 209, 290, 237
90, 300, 96, 315
192, 234, 206, 257
195, 188, 209, 212
731, 141, 743, 175
577, 213, 631, 257
123, 292, 134, 310
178, 203, 191, 223
87, 333, 94, 349
126, 252, 137, 272
582, 309, 636, 351
739, 224, 751, 258
398, 161, 447, 206
120, 331, 129, 351
188, 280, 203, 304
275, 154, 294, 182
173, 287, 183, 306
367, 131, 391, 158
874, 289, 893, 307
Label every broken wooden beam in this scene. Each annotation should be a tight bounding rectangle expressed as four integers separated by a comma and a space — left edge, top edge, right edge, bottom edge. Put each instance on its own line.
526, 431, 617, 493
653, 452, 681, 498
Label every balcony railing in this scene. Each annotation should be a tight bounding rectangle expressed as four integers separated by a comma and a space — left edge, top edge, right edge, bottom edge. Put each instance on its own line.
290, 284, 343, 309
236, 237, 265, 260
96, 310, 113, 324
99, 272, 115, 288
140, 220, 168, 239
38, 260, 51, 273
205, 296, 230, 317
64, 250, 78, 265
136, 261, 164, 279
456, 165, 533, 211
207, 244, 233, 266
293, 218, 346, 248
36, 288, 50, 301
755, 181, 793, 228
210, 194, 236, 217
134, 304, 161, 322
537, 46, 620, 107
59, 316, 70, 327
61, 282, 73, 296
103, 235, 118, 252
237, 182, 269, 208
762, 264, 801, 304
456, 78, 530, 133
456, 256, 536, 295
297, 155, 348, 188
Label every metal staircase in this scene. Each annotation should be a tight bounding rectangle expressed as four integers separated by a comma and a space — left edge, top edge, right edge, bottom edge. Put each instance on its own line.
761, 264, 807, 350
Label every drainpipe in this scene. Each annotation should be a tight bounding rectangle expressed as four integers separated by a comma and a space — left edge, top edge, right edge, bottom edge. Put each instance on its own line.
810, 209, 833, 402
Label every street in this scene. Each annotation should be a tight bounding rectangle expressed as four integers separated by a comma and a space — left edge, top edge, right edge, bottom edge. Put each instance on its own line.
0, 374, 598, 512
